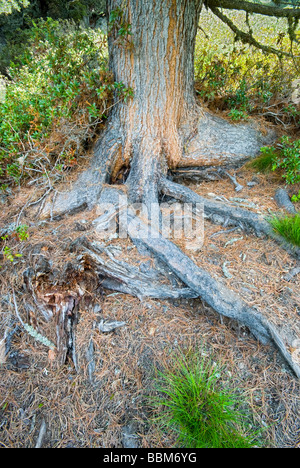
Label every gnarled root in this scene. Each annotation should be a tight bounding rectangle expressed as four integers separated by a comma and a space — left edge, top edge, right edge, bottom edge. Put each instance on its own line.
125, 210, 300, 378
87, 185, 300, 378
160, 177, 300, 260
30, 111, 300, 378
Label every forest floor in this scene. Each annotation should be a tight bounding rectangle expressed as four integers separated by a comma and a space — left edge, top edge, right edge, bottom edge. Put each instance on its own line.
0, 147, 300, 448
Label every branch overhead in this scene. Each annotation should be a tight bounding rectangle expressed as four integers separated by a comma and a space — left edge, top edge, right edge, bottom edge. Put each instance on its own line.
210, 6, 297, 57
206, 0, 300, 18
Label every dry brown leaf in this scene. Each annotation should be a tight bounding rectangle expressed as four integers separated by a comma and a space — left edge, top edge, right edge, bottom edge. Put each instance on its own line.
48, 349, 57, 362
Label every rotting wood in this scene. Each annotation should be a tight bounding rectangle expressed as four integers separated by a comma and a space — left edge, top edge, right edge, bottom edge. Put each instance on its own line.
70, 237, 199, 301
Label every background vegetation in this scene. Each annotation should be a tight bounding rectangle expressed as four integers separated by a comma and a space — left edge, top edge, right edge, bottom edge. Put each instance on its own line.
0, 5, 298, 191
0, 2, 299, 448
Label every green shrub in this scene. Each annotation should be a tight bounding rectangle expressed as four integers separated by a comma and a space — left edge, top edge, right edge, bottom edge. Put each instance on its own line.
0, 223, 29, 266
291, 191, 300, 203
150, 349, 260, 448
0, 0, 29, 15
252, 137, 300, 184
228, 109, 249, 121
0, 18, 131, 186
195, 10, 300, 125
270, 214, 300, 247
272, 137, 300, 185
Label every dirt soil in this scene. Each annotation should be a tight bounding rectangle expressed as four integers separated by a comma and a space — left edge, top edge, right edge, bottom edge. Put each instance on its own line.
0, 163, 299, 448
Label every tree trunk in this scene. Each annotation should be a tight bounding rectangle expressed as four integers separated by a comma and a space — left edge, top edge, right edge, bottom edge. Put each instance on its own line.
101, 0, 203, 206
42, 0, 274, 219
33, 1, 299, 378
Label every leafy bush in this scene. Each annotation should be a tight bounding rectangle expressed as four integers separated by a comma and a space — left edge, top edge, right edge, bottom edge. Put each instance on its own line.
0, 0, 29, 15
291, 191, 300, 203
251, 137, 300, 185
0, 224, 29, 266
0, 18, 131, 187
195, 10, 300, 126
150, 349, 260, 448
272, 137, 300, 185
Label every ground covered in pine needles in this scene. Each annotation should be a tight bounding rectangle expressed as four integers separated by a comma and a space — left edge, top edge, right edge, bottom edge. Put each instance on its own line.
0, 160, 299, 448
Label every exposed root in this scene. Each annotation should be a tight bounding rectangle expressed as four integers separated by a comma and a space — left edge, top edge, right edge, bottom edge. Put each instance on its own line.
160, 177, 300, 260
178, 111, 276, 168
20, 107, 299, 379
123, 209, 300, 378
39, 121, 124, 220
71, 236, 199, 301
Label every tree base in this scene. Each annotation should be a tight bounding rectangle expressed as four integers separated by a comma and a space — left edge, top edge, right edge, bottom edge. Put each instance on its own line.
30, 112, 300, 378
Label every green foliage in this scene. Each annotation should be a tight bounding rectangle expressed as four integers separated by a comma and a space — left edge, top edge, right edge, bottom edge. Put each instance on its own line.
0, 18, 132, 186
150, 349, 260, 448
269, 214, 300, 247
15, 224, 29, 241
271, 137, 300, 185
251, 137, 300, 183
108, 7, 132, 47
0, 0, 29, 15
195, 10, 300, 125
0, 224, 29, 266
228, 109, 249, 121
248, 147, 276, 172
291, 190, 300, 203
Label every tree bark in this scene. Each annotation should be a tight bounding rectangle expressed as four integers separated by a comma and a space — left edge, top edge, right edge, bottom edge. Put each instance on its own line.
100, 0, 203, 206
41, 0, 274, 219
32, 1, 300, 378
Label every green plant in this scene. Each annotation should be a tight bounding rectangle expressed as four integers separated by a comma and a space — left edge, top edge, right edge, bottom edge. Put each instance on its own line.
0, 224, 29, 266
0, 18, 133, 186
195, 10, 300, 125
108, 7, 132, 46
15, 224, 29, 241
150, 349, 260, 448
0, 0, 29, 15
2, 244, 22, 262
291, 191, 300, 203
269, 214, 300, 247
228, 109, 249, 121
272, 137, 300, 185
249, 146, 276, 172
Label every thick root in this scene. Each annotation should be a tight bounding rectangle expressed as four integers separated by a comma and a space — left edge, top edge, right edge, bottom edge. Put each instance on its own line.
178, 111, 276, 168
40, 122, 123, 220
160, 177, 300, 260
124, 209, 300, 378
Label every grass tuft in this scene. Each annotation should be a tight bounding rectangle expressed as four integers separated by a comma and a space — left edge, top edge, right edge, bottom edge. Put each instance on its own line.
269, 214, 300, 247
150, 349, 260, 448
247, 151, 275, 173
